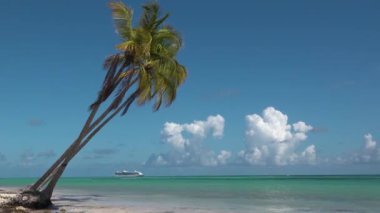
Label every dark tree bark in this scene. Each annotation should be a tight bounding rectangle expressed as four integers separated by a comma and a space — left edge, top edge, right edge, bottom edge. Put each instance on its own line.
3, 90, 139, 209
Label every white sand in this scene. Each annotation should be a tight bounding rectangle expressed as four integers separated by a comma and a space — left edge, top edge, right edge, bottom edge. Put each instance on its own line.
0, 191, 17, 206
1, 188, 220, 213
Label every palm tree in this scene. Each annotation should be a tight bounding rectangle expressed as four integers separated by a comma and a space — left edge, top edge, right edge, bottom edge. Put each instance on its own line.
8, 1, 186, 209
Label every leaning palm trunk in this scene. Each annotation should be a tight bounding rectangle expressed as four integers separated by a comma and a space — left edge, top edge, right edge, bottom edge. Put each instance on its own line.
29, 105, 100, 191
3, 1, 187, 210
30, 77, 138, 192
5, 89, 139, 209
40, 90, 140, 198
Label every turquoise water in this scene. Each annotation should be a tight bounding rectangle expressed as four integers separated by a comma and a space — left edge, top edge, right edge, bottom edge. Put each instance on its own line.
1, 176, 380, 212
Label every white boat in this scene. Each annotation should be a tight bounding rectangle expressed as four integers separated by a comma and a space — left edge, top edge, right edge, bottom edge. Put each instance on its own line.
115, 170, 144, 177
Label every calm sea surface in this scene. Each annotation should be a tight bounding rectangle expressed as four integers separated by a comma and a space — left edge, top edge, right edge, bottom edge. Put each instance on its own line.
1, 175, 380, 212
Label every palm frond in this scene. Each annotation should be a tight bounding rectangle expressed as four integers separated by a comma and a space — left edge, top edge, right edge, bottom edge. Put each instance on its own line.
96, 1, 187, 114
132, 28, 153, 58
95, 56, 120, 106
136, 66, 152, 105
140, 2, 170, 32
152, 26, 182, 57
116, 40, 136, 51
109, 1, 133, 40
152, 89, 163, 111
140, 2, 159, 31
154, 13, 169, 30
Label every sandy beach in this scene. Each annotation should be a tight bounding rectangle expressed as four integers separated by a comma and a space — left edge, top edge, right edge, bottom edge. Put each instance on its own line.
1, 187, 134, 213
1, 187, 219, 213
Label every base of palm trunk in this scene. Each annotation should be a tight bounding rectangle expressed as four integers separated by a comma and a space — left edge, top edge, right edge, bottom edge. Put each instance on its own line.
4, 190, 52, 210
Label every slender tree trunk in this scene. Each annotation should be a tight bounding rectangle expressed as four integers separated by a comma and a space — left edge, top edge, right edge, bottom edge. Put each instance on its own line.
75, 90, 138, 154
37, 90, 139, 199
41, 162, 68, 198
29, 69, 137, 192
30, 105, 100, 191
31, 79, 136, 191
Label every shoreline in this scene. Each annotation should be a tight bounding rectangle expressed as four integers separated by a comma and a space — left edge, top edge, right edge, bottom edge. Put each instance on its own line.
2, 175, 380, 213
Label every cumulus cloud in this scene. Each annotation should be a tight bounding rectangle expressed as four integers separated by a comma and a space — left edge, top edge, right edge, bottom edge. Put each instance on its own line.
239, 107, 315, 166
301, 145, 317, 165
217, 150, 232, 165
146, 115, 229, 166
350, 134, 380, 163
364, 134, 377, 150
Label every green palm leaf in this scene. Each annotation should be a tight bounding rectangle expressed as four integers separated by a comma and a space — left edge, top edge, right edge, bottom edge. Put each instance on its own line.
109, 1, 133, 40
95, 1, 187, 112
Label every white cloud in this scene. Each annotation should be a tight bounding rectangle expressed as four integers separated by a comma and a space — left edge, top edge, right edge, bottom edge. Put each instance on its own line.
364, 134, 377, 150
155, 155, 168, 166
146, 154, 168, 166
161, 122, 187, 151
160, 115, 225, 152
293, 122, 313, 133
182, 114, 225, 139
350, 134, 380, 163
217, 150, 232, 165
240, 107, 315, 166
147, 108, 317, 167
301, 145, 317, 165
146, 115, 228, 167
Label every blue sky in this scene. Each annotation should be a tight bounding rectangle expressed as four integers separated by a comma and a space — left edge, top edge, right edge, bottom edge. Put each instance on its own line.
0, 0, 379, 177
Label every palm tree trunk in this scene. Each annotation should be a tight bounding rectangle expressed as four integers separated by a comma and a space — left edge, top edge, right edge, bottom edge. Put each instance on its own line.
41, 162, 68, 198
75, 90, 139, 154
31, 69, 138, 192
31, 80, 137, 191
30, 105, 100, 191
38, 90, 139, 199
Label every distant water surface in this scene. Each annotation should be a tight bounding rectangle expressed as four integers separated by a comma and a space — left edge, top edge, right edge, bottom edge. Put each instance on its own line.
1, 175, 380, 212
